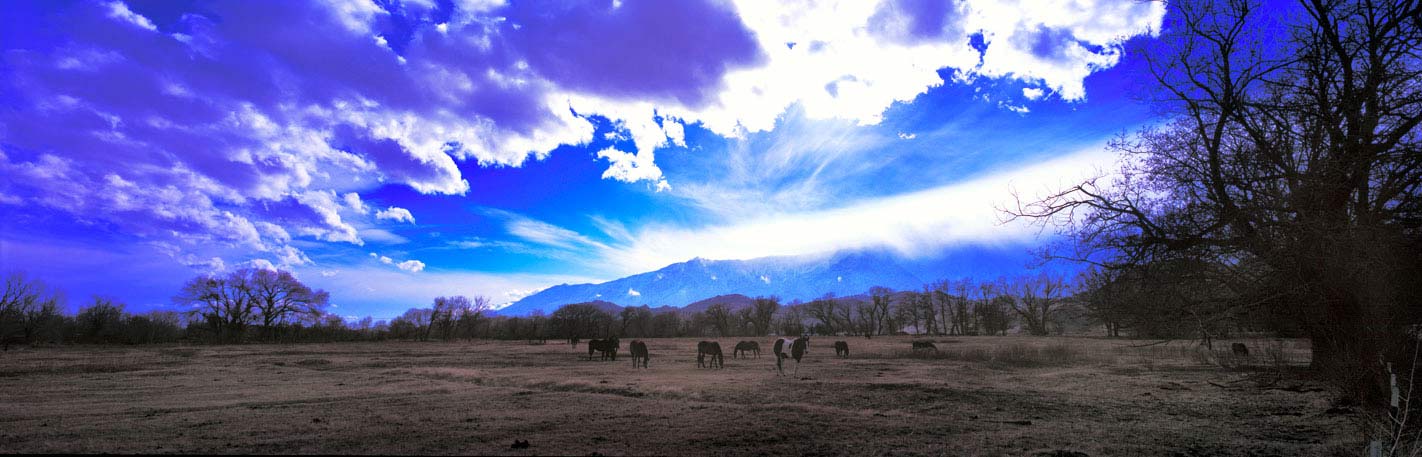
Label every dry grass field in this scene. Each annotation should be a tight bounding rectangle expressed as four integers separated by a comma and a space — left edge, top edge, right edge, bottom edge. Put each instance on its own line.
0, 336, 1361, 456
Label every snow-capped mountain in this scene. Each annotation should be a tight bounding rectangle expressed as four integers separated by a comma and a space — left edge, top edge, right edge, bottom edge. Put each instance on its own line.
497, 245, 1037, 316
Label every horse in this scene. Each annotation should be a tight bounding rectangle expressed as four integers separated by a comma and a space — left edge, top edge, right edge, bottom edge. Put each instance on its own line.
1230, 342, 1249, 356
697, 341, 724, 369
833, 341, 849, 358
587, 337, 619, 361
733, 341, 760, 359
773, 336, 809, 376
569, 337, 580, 347
911, 341, 937, 354
629, 340, 649, 369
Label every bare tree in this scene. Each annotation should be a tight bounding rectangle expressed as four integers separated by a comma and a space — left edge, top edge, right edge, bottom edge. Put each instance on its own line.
869, 286, 894, 336
704, 303, 734, 337
803, 294, 841, 335
1008, 0, 1422, 390
1009, 273, 1068, 336
175, 272, 255, 342
247, 269, 329, 339
749, 296, 780, 336
1, 272, 65, 349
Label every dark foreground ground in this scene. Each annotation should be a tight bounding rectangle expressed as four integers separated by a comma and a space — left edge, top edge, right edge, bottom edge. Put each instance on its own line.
0, 336, 1361, 455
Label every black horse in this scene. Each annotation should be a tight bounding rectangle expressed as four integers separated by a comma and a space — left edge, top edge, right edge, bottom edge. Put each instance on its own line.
733, 341, 760, 359
697, 341, 724, 369
833, 341, 849, 358
773, 336, 809, 376
911, 341, 937, 354
587, 337, 619, 361
630, 340, 649, 369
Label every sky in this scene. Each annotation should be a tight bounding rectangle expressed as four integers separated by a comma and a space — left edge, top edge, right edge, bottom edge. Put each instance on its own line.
0, 0, 1171, 319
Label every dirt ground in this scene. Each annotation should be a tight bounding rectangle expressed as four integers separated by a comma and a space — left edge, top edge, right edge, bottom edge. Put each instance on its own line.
0, 336, 1362, 456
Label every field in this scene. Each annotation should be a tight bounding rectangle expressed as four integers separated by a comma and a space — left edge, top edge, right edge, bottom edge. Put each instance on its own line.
0, 336, 1360, 456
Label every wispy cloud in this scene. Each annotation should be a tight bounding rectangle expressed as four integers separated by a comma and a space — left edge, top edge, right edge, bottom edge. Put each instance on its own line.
594, 145, 1117, 274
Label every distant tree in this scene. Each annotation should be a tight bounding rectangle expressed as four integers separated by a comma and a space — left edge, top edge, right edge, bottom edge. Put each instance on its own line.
651, 311, 682, 338
803, 294, 841, 335
549, 303, 614, 339
175, 271, 255, 342
1, 272, 64, 349
453, 296, 492, 340
776, 303, 806, 336
749, 296, 780, 336
619, 305, 653, 338
868, 286, 894, 336
704, 303, 734, 337
247, 269, 329, 339
75, 297, 125, 344
1009, 273, 1068, 336
395, 307, 433, 341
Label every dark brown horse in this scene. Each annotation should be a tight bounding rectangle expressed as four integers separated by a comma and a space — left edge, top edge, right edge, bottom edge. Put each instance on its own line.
911, 341, 937, 354
697, 341, 724, 368
733, 341, 760, 359
833, 341, 849, 358
773, 336, 809, 375
587, 337, 619, 361
630, 340, 649, 368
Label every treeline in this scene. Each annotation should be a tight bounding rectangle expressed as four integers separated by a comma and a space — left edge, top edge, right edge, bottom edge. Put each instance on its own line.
0, 266, 1283, 349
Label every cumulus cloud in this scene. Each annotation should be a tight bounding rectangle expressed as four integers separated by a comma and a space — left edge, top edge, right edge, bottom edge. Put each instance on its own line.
0, 0, 1162, 277
375, 206, 416, 224
627, 288, 641, 297
368, 251, 425, 273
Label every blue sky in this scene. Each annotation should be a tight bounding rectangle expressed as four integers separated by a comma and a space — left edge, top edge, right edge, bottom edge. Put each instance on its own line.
0, 0, 1170, 319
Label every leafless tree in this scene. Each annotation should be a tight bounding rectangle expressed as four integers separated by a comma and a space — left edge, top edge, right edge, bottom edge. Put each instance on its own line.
176, 272, 255, 342
248, 269, 329, 339
704, 303, 734, 337
749, 296, 780, 336
1009, 273, 1068, 336
1007, 0, 1422, 402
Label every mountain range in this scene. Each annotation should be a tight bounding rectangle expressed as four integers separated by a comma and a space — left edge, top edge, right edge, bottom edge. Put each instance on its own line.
496, 245, 1043, 316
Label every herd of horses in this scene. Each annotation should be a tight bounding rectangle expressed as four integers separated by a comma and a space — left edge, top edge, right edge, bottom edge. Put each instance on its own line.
572, 336, 882, 375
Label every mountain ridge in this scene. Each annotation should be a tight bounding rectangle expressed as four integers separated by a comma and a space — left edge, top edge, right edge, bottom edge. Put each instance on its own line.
497, 245, 1039, 316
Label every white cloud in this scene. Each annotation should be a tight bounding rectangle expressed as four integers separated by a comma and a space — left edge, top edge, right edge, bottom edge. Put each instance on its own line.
396, 259, 425, 272
375, 206, 416, 224
594, 145, 1117, 274
303, 264, 597, 313
343, 192, 369, 214
504, 213, 609, 251
1022, 87, 1045, 100
106, 1, 157, 31
627, 288, 640, 297
595, 147, 669, 192
897, 132, 917, 140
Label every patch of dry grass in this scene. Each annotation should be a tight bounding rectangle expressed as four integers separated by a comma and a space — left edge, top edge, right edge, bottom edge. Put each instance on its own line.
0, 336, 1357, 455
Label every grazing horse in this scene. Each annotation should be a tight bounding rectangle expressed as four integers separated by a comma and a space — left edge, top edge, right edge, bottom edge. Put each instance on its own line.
911, 341, 937, 354
1230, 342, 1249, 356
630, 340, 649, 369
834, 341, 849, 358
733, 341, 760, 359
697, 341, 724, 369
587, 337, 620, 361
569, 337, 580, 347
773, 336, 810, 376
